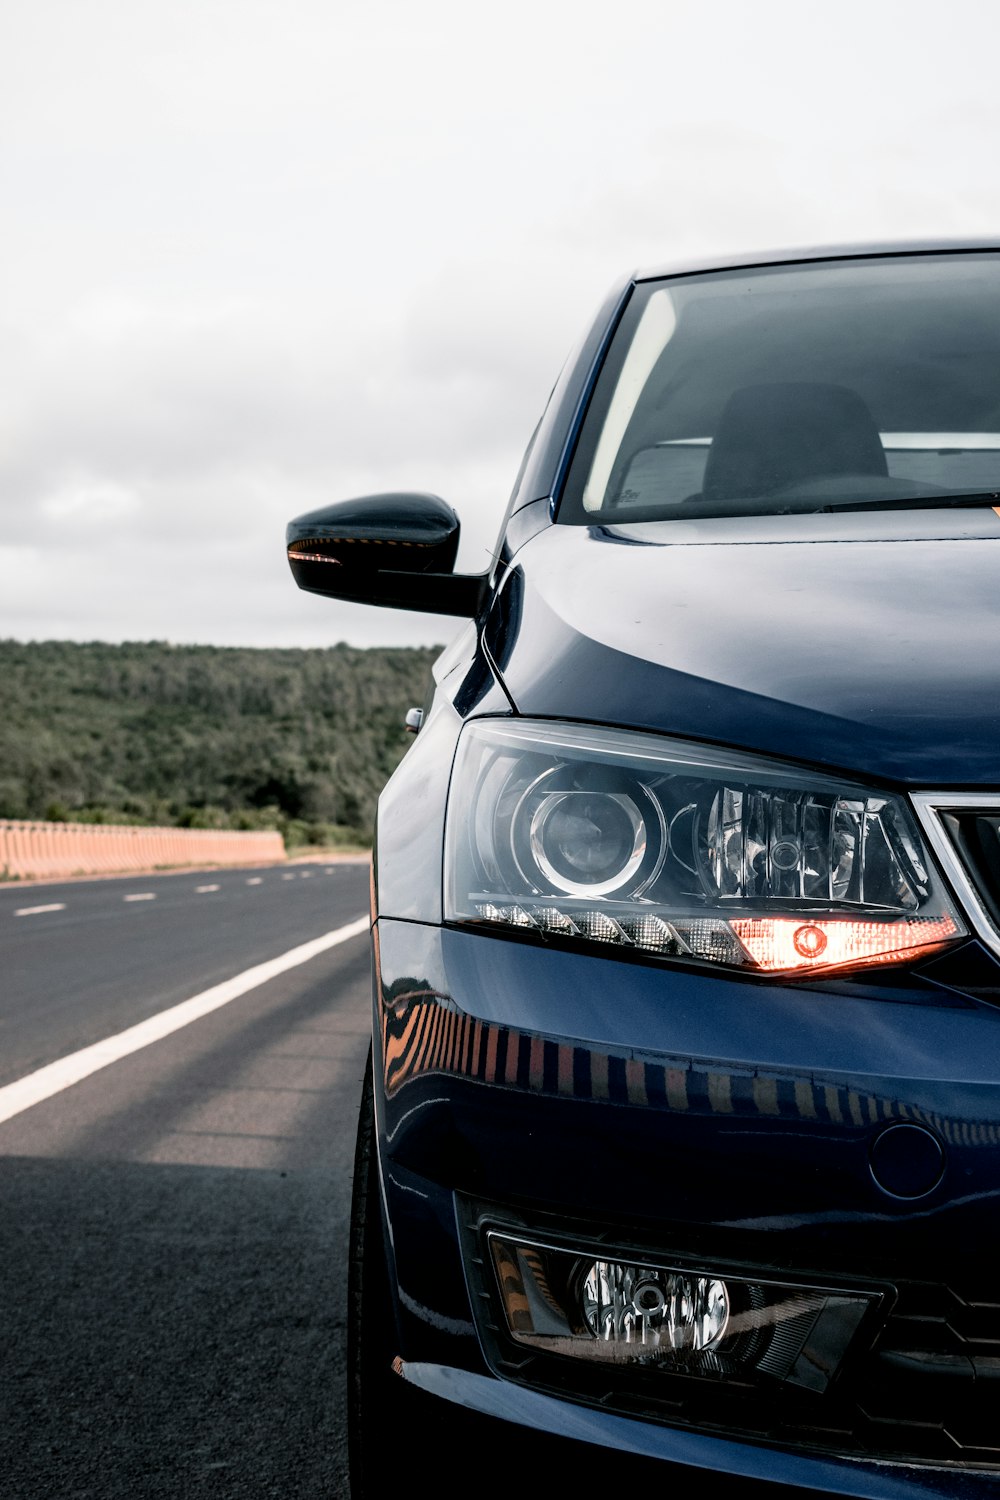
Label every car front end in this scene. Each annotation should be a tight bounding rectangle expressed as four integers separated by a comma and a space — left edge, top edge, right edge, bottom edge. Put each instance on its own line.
290, 242, 1000, 1496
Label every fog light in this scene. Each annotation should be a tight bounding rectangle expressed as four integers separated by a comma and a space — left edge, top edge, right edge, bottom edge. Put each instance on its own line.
581, 1261, 729, 1350
488, 1231, 876, 1392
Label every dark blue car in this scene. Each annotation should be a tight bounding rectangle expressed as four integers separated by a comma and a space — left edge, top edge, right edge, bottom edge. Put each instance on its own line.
288, 244, 1000, 1498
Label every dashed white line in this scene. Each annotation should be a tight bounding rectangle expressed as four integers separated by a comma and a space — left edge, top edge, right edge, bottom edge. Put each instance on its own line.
15, 903, 66, 917
0, 914, 369, 1126
281, 874, 296, 881
195, 884, 220, 893
299, 871, 313, 878
246, 877, 262, 885
123, 892, 156, 902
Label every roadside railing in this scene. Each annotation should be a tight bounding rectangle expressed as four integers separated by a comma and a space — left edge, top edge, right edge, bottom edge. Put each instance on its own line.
0, 820, 285, 881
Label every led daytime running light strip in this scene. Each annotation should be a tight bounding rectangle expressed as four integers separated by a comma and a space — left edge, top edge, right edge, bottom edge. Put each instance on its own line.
475, 902, 689, 954
474, 902, 960, 973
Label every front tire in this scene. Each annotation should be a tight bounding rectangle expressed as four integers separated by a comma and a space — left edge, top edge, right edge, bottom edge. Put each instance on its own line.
347, 1046, 402, 1497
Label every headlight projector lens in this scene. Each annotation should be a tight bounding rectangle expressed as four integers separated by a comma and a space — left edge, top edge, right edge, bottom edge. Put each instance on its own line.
530, 790, 647, 896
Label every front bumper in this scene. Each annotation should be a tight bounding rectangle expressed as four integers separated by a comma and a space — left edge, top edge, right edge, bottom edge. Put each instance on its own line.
373, 916, 1000, 1495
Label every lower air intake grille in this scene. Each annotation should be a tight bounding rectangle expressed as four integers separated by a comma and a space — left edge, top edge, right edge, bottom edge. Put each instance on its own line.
461, 1201, 1000, 1469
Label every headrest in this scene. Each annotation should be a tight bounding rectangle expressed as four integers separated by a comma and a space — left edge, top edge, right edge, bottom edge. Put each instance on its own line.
701, 382, 887, 502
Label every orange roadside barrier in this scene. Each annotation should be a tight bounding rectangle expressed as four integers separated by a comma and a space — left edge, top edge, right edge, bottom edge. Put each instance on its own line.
0, 820, 285, 881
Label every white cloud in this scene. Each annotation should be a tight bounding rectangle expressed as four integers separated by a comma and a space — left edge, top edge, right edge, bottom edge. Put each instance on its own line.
2, 0, 1000, 645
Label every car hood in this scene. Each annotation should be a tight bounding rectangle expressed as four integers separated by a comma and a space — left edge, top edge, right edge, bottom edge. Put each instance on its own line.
484, 508, 1000, 786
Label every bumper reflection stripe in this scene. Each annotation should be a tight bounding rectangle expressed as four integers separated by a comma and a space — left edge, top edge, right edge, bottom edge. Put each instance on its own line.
467, 1017, 481, 1079
529, 1035, 545, 1091
626, 1057, 646, 1105
590, 1050, 608, 1100
517, 1032, 532, 1090
708, 1073, 733, 1113
573, 1045, 592, 1099
485, 1023, 499, 1084
753, 1076, 778, 1115
495, 1027, 510, 1085
427, 1006, 443, 1073
444, 1008, 457, 1073
505, 1031, 520, 1087
543, 1040, 559, 1095
644, 1060, 666, 1109
381, 992, 1000, 1144
414, 1006, 433, 1074
666, 1067, 688, 1111
608, 1053, 627, 1104
795, 1080, 817, 1119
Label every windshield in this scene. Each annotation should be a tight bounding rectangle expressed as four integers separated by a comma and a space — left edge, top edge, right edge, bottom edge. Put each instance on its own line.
558, 253, 1000, 522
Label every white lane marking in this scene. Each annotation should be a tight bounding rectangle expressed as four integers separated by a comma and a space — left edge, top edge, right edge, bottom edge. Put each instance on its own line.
299, 871, 313, 878
195, 884, 220, 893
246, 877, 263, 885
123, 892, 156, 903
0, 914, 369, 1127
281, 874, 296, 881
15, 903, 67, 917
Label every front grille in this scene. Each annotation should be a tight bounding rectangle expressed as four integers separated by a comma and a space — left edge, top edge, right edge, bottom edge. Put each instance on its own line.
854, 1280, 1000, 1463
460, 1200, 1000, 1469
940, 811, 1000, 929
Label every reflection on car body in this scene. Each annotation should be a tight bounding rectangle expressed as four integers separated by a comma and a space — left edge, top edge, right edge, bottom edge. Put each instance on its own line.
288, 243, 1000, 1497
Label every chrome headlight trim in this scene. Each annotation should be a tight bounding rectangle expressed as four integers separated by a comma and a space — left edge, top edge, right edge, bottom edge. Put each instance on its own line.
912, 792, 1000, 961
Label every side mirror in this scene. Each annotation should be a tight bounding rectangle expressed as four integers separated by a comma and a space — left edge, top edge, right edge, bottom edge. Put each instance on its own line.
286, 492, 488, 617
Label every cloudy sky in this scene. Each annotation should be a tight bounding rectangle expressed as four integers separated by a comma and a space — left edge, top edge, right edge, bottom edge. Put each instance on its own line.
4, 0, 1000, 649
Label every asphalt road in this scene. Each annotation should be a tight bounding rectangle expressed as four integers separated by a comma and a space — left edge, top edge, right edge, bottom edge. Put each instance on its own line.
0, 860, 372, 1499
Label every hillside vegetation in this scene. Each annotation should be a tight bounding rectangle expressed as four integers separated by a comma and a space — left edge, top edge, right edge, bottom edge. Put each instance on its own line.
0, 639, 441, 847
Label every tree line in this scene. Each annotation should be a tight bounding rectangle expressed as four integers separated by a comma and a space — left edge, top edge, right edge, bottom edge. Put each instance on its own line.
0, 639, 441, 848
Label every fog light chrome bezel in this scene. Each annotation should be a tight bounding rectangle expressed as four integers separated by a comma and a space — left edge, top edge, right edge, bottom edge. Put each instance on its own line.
485, 1228, 880, 1396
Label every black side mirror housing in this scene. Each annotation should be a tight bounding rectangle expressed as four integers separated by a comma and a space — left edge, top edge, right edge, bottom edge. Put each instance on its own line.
286, 492, 488, 617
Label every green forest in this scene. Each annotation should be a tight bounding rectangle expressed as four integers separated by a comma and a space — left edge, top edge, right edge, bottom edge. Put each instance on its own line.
0, 639, 441, 848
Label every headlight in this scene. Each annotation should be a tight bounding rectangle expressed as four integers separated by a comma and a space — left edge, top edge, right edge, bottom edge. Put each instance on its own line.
444, 720, 964, 975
